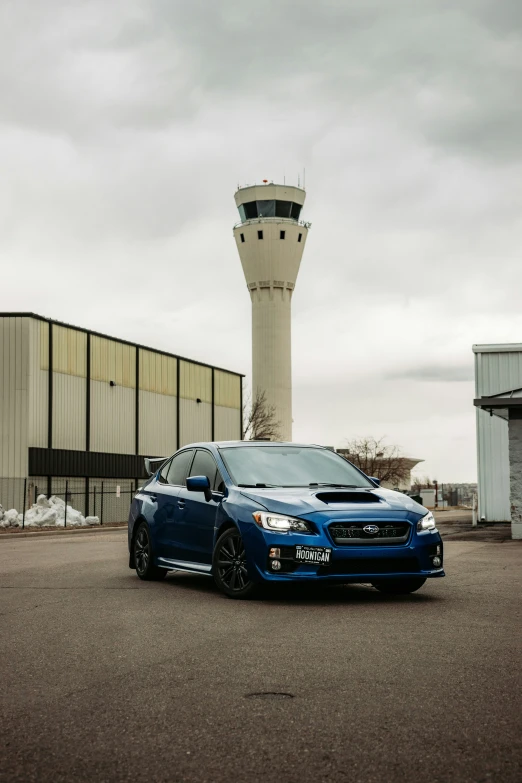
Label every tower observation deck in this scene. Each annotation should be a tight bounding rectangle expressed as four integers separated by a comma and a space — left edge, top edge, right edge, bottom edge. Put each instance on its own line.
233, 183, 310, 441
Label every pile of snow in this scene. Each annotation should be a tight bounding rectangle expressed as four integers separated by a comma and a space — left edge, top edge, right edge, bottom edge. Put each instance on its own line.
0, 495, 100, 529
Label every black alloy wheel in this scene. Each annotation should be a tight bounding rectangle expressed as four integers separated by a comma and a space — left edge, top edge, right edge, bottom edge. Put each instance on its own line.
133, 522, 167, 581
213, 528, 257, 599
372, 577, 427, 594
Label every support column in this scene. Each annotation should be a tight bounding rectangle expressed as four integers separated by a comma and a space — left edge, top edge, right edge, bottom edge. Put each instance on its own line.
508, 412, 522, 539
251, 287, 292, 441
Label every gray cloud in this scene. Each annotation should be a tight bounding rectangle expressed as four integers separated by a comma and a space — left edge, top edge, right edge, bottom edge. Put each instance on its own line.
385, 365, 475, 383
1, 0, 522, 482
3, 1, 522, 159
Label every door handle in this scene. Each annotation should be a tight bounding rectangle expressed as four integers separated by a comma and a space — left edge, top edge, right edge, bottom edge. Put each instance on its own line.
178, 500, 185, 508
148, 495, 157, 503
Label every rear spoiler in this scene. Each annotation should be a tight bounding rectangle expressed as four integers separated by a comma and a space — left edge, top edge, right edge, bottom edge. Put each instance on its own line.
144, 457, 168, 477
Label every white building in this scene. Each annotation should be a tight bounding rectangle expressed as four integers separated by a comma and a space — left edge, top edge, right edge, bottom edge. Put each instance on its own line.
233, 183, 310, 441
473, 343, 522, 539
0, 313, 243, 518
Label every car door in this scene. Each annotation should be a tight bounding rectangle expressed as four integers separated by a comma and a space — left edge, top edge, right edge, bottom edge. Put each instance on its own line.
149, 457, 181, 556
174, 449, 224, 565
156, 449, 195, 559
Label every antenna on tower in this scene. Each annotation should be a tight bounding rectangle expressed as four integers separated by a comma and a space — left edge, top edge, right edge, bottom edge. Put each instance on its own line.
298, 173, 300, 187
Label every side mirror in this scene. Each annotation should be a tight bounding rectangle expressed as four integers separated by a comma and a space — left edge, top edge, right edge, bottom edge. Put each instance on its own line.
186, 475, 213, 502
369, 477, 381, 487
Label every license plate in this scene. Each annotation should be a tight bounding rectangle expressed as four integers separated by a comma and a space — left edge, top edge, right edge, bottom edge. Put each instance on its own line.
295, 545, 331, 564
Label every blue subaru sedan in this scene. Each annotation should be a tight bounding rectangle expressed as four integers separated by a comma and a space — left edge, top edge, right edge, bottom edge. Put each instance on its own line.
128, 442, 444, 599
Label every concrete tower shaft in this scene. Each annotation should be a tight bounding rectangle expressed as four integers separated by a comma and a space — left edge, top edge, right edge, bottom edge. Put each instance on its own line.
233, 183, 309, 441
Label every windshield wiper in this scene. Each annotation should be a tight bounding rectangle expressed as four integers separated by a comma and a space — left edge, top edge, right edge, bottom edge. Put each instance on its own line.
238, 483, 282, 488
309, 483, 363, 488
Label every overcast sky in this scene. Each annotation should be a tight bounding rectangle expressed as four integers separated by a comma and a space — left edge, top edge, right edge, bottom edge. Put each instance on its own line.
2, 0, 522, 481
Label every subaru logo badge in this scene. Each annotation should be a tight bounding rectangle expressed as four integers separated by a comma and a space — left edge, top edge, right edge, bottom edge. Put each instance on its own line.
363, 524, 379, 535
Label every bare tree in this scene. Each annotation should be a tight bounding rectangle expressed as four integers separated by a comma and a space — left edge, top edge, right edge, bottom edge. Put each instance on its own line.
243, 389, 282, 441
338, 437, 410, 486
411, 476, 435, 492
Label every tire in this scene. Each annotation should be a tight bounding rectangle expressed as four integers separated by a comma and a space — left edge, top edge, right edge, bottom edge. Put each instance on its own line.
213, 527, 258, 599
372, 577, 427, 595
133, 521, 168, 581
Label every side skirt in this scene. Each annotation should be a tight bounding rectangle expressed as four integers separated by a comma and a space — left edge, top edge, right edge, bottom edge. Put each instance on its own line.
157, 557, 213, 577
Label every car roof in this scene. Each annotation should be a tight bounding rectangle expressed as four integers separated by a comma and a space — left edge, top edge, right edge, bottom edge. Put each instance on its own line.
181, 441, 327, 449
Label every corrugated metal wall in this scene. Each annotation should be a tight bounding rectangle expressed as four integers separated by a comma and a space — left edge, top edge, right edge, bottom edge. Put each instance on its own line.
139, 349, 177, 456
91, 336, 136, 387
91, 383, 136, 454
214, 370, 242, 440
180, 361, 212, 402
215, 406, 241, 441
90, 336, 136, 454
28, 319, 48, 448
52, 325, 87, 450
179, 361, 212, 446
215, 370, 241, 409
0, 317, 29, 478
475, 348, 522, 521
179, 399, 212, 445
53, 374, 87, 450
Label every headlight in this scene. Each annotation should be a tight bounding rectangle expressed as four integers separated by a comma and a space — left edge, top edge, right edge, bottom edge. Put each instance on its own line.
417, 511, 436, 532
252, 511, 313, 534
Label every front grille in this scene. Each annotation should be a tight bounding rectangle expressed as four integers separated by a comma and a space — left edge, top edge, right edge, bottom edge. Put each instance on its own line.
319, 557, 419, 575
329, 522, 410, 546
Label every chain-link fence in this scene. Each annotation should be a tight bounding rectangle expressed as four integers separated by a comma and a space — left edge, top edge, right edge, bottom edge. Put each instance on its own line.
0, 477, 138, 529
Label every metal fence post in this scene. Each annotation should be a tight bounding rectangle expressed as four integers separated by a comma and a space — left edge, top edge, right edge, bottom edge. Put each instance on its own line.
22, 477, 27, 529
101, 481, 104, 526
93, 486, 96, 518
64, 480, 68, 528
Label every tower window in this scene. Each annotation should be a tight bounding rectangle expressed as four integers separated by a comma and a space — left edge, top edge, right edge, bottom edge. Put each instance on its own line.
298, 233, 302, 242
280, 230, 285, 240
240, 233, 245, 243
291, 202, 302, 220
243, 201, 258, 220
257, 230, 263, 240
275, 201, 292, 218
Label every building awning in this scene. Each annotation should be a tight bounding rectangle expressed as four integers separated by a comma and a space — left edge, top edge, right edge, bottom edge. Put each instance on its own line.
474, 388, 522, 419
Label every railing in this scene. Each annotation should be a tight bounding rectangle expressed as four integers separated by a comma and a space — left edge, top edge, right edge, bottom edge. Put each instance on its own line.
233, 217, 312, 230
0, 477, 137, 530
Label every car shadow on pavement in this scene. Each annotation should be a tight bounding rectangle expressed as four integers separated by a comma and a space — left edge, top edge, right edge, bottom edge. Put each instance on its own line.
161, 571, 443, 605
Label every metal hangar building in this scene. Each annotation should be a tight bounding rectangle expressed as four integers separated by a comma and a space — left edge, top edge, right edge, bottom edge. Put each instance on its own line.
473, 342, 522, 539
0, 313, 243, 516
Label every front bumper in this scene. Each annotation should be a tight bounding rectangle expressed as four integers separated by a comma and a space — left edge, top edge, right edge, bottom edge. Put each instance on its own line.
241, 523, 445, 583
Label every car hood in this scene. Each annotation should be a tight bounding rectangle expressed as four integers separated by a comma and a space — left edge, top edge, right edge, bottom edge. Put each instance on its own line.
239, 486, 426, 522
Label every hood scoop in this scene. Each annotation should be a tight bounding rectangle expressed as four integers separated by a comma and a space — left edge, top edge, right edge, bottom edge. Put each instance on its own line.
316, 491, 383, 505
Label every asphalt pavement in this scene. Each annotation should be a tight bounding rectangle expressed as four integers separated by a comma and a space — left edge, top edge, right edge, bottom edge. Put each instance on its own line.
0, 530, 521, 783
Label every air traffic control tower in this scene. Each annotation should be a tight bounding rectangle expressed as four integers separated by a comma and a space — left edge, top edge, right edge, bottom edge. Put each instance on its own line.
233, 182, 309, 441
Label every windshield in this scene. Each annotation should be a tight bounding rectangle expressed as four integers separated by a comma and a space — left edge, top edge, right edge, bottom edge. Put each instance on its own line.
219, 445, 374, 488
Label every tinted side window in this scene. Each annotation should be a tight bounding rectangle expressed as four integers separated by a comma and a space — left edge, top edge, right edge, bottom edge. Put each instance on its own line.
190, 450, 218, 489
190, 450, 225, 492
166, 450, 194, 486
158, 459, 172, 484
